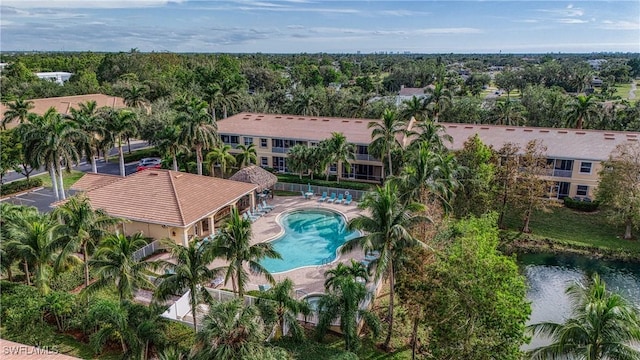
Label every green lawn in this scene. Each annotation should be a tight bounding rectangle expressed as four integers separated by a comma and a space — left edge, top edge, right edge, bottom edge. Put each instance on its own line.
39, 170, 85, 190
503, 205, 640, 255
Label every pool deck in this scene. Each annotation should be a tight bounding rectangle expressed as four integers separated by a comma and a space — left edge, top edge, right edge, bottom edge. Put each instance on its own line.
244, 195, 367, 296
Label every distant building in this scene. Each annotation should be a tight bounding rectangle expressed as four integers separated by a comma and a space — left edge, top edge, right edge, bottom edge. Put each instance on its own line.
35, 71, 73, 85
0, 63, 9, 71
396, 84, 433, 106
587, 59, 607, 70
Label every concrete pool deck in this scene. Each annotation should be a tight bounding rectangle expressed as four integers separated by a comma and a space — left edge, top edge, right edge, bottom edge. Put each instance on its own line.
243, 195, 368, 296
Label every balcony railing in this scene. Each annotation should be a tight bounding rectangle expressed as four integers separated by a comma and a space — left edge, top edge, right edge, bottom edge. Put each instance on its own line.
547, 169, 573, 178
355, 154, 380, 162
271, 147, 288, 153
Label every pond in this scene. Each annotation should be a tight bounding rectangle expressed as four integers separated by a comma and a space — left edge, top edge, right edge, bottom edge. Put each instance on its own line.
519, 252, 640, 350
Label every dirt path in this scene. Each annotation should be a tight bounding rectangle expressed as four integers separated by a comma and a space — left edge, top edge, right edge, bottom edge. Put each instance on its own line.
629, 80, 637, 100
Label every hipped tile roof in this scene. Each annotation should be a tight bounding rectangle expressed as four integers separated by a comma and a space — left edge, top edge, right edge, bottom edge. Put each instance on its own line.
66, 170, 257, 227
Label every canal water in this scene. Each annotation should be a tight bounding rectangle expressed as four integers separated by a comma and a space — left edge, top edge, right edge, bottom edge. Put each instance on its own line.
519, 252, 640, 350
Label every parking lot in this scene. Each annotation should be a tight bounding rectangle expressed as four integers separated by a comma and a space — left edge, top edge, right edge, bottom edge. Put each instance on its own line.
1, 187, 77, 213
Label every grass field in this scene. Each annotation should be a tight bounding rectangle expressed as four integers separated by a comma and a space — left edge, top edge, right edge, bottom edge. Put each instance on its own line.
503, 205, 640, 255
39, 170, 85, 190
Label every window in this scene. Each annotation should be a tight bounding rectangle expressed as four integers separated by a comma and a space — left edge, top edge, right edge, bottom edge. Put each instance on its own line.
261, 157, 268, 167
580, 162, 592, 174
272, 156, 287, 172
576, 185, 588, 196
260, 138, 268, 148
244, 137, 253, 146
221, 135, 239, 144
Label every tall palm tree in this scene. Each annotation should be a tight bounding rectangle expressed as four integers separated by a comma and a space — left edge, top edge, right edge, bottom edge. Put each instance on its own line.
53, 195, 122, 288
346, 93, 371, 118
68, 101, 106, 174
193, 299, 267, 360
2, 98, 34, 129
205, 144, 236, 178
218, 80, 242, 119
565, 94, 599, 130
528, 273, 640, 360
84, 232, 156, 302
286, 144, 311, 179
424, 82, 452, 123
235, 143, 257, 168
368, 109, 407, 179
204, 83, 222, 121
327, 132, 356, 184
154, 124, 188, 171
4, 212, 67, 294
20, 108, 85, 200
153, 238, 220, 332
291, 90, 321, 116
104, 108, 138, 177
211, 208, 281, 298
256, 278, 311, 340
316, 260, 380, 352
342, 182, 426, 350
174, 97, 219, 176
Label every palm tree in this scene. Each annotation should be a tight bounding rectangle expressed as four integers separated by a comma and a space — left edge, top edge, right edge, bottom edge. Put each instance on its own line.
342, 182, 426, 350
327, 132, 356, 184
153, 238, 220, 332
123, 84, 150, 114
154, 124, 188, 171
53, 195, 122, 288
256, 278, 311, 340
316, 260, 380, 352
204, 83, 222, 121
346, 93, 371, 118
528, 273, 640, 360
407, 120, 453, 153
19, 108, 85, 200
193, 299, 267, 360
84, 232, 156, 302
492, 99, 526, 126
174, 97, 219, 176
400, 95, 429, 123
286, 144, 311, 179
565, 94, 599, 130
291, 90, 321, 116
424, 82, 452, 123
205, 144, 236, 178
235, 143, 257, 168
67, 101, 106, 174
218, 80, 242, 119
369, 109, 407, 179
211, 208, 281, 298
4, 212, 67, 294
2, 98, 34, 129
104, 108, 138, 177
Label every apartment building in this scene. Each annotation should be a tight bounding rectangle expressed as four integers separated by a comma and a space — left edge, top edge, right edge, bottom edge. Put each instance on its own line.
218, 112, 640, 199
218, 113, 384, 182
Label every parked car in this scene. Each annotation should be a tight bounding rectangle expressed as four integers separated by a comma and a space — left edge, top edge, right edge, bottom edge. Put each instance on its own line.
137, 158, 162, 171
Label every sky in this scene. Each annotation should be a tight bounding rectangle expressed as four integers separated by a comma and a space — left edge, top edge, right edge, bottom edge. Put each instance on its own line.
1, 0, 639, 54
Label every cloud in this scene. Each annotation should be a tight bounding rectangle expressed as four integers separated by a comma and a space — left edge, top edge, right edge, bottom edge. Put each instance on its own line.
1, 0, 186, 9
378, 10, 430, 17
599, 20, 640, 30
556, 18, 588, 24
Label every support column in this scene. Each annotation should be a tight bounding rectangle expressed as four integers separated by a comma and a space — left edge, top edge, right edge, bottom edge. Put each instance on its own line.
208, 216, 215, 236
182, 229, 189, 247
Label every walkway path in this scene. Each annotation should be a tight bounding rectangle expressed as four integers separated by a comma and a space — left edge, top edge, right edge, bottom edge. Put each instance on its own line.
629, 80, 637, 100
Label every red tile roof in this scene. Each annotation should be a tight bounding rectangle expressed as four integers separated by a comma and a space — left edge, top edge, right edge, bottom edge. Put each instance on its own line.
65, 170, 257, 227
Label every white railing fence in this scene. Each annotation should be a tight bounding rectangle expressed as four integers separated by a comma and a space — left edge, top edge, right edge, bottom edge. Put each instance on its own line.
133, 240, 164, 261
274, 182, 370, 201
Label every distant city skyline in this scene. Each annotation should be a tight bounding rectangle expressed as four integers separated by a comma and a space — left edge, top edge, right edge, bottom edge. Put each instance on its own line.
1, 1, 639, 54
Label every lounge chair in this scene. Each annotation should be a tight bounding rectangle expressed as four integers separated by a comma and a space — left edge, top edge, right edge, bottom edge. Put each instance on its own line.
318, 191, 328, 202
211, 276, 224, 288
253, 206, 267, 216
301, 191, 309, 199
261, 200, 275, 211
259, 284, 272, 292
248, 208, 262, 219
243, 211, 258, 222
335, 193, 344, 204
344, 194, 352, 205
257, 203, 271, 213
326, 192, 337, 203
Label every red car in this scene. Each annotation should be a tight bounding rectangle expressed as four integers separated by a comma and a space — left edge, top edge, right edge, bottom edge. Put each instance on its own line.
136, 158, 162, 172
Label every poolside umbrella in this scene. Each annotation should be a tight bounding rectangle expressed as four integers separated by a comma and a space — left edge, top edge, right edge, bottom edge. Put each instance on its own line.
228, 165, 277, 193
308, 183, 312, 193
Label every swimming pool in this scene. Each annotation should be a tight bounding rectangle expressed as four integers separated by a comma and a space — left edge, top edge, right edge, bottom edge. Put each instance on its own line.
260, 209, 360, 273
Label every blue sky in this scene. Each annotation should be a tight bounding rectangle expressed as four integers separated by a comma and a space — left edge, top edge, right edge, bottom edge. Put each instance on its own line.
1, 1, 638, 53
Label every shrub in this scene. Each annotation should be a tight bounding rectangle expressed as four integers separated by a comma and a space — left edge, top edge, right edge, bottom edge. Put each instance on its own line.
0, 178, 43, 196
276, 173, 373, 191
50, 267, 85, 293
109, 147, 161, 163
563, 197, 600, 212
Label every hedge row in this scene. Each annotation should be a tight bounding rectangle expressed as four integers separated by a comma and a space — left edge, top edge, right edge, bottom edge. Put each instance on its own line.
275, 173, 374, 191
563, 197, 600, 212
0, 178, 43, 197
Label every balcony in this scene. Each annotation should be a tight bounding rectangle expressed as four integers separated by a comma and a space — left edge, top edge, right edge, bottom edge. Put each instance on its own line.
355, 154, 380, 162
271, 147, 289, 153
547, 169, 573, 178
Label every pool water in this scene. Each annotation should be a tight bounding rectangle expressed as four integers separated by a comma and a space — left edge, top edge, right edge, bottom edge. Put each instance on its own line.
260, 209, 360, 273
